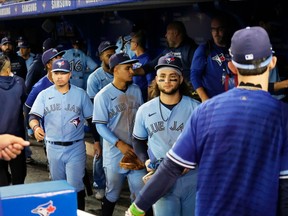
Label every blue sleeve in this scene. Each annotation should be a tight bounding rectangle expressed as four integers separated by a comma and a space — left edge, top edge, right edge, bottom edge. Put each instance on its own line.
96, 123, 118, 145
134, 157, 184, 211
190, 44, 207, 89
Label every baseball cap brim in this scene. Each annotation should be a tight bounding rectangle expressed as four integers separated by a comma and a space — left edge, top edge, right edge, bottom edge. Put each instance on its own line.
51, 50, 65, 60
100, 45, 118, 54
155, 64, 182, 71
119, 59, 139, 65
51, 68, 70, 73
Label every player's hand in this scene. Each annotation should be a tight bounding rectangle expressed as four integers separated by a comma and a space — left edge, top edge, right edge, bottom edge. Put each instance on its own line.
34, 127, 45, 142
94, 141, 101, 158
0, 135, 29, 161
115, 140, 135, 158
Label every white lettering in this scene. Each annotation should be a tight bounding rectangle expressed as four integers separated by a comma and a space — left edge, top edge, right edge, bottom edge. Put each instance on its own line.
51, 0, 72, 9
22, 3, 37, 13
0, 7, 11, 16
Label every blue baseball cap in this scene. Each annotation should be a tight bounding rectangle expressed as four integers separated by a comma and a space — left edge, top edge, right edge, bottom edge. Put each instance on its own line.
42, 48, 65, 65
98, 41, 118, 54
1, 37, 12, 46
18, 40, 30, 48
229, 26, 273, 70
51, 59, 70, 73
109, 52, 138, 69
155, 53, 183, 71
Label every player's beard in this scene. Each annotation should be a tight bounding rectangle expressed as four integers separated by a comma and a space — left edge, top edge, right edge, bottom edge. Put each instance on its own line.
159, 84, 179, 95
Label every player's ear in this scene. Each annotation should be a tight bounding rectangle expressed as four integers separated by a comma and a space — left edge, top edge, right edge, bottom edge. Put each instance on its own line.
228, 61, 238, 75
268, 56, 277, 71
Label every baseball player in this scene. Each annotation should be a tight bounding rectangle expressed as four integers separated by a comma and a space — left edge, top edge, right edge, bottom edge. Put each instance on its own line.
62, 38, 98, 90
131, 53, 200, 216
86, 40, 118, 200
92, 52, 147, 216
28, 59, 99, 211
126, 27, 288, 216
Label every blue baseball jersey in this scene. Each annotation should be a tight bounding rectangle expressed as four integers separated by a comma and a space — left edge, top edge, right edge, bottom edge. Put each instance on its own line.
93, 83, 143, 171
63, 48, 97, 89
25, 75, 53, 108
167, 88, 288, 216
86, 67, 113, 99
29, 84, 93, 142
133, 96, 200, 160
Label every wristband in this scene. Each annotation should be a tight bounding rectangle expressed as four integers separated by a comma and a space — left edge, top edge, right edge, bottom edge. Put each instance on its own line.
129, 203, 145, 216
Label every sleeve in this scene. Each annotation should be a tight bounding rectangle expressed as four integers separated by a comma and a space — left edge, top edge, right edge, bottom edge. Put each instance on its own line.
29, 90, 45, 118
92, 92, 109, 124
25, 86, 41, 108
86, 72, 99, 99
132, 136, 148, 162
167, 107, 200, 169
132, 106, 148, 140
190, 44, 208, 89
134, 157, 185, 211
278, 179, 288, 216
96, 123, 118, 145
82, 91, 93, 119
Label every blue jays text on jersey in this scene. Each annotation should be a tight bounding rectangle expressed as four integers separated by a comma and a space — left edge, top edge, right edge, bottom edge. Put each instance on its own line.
44, 103, 81, 115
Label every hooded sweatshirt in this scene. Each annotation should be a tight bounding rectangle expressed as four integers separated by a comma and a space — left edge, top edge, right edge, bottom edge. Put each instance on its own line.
0, 75, 26, 138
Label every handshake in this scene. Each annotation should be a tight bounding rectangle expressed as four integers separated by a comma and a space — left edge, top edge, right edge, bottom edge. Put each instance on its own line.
0, 134, 30, 161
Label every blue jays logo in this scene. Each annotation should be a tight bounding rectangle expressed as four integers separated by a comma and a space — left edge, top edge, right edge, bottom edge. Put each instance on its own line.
56, 60, 65, 68
165, 56, 175, 64
70, 117, 81, 128
31, 200, 56, 216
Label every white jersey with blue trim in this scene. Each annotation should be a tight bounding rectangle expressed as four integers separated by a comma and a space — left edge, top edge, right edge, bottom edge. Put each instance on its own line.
133, 96, 200, 160
86, 67, 113, 99
63, 48, 97, 89
29, 84, 93, 142
93, 83, 143, 170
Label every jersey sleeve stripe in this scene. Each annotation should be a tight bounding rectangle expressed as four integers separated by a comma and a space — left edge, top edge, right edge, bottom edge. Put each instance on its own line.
93, 120, 108, 124
132, 133, 147, 140
167, 151, 196, 169
29, 112, 43, 119
84, 115, 93, 119
24, 103, 32, 108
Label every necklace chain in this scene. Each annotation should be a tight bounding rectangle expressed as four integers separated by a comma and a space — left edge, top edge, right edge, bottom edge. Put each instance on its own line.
159, 99, 168, 122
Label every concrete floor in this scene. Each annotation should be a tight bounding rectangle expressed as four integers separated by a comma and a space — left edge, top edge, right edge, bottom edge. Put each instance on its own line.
24, 137, 130, 216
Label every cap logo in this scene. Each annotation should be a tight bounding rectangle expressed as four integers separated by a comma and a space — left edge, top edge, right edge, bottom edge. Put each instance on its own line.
245, 54, 254, 60
56, 60, 65, 68
165, 56, 175, 64
52, 49, 58, 54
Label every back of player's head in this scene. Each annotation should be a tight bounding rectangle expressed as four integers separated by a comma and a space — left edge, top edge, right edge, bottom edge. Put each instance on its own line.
109, 52, 138, 72
229, 26, 273, 75
155, 53, 183, 76
42, 38, 56, 52
51, 59, 70, 73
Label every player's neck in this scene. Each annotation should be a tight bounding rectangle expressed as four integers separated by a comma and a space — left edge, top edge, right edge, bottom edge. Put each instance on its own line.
237, 72, 269, 91
56, 84, 70, 94
160, 91, 181, 105
112, 80, 128, 91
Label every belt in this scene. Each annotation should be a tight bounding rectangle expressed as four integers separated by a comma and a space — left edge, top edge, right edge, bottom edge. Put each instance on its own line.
46, 139, 82, 146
